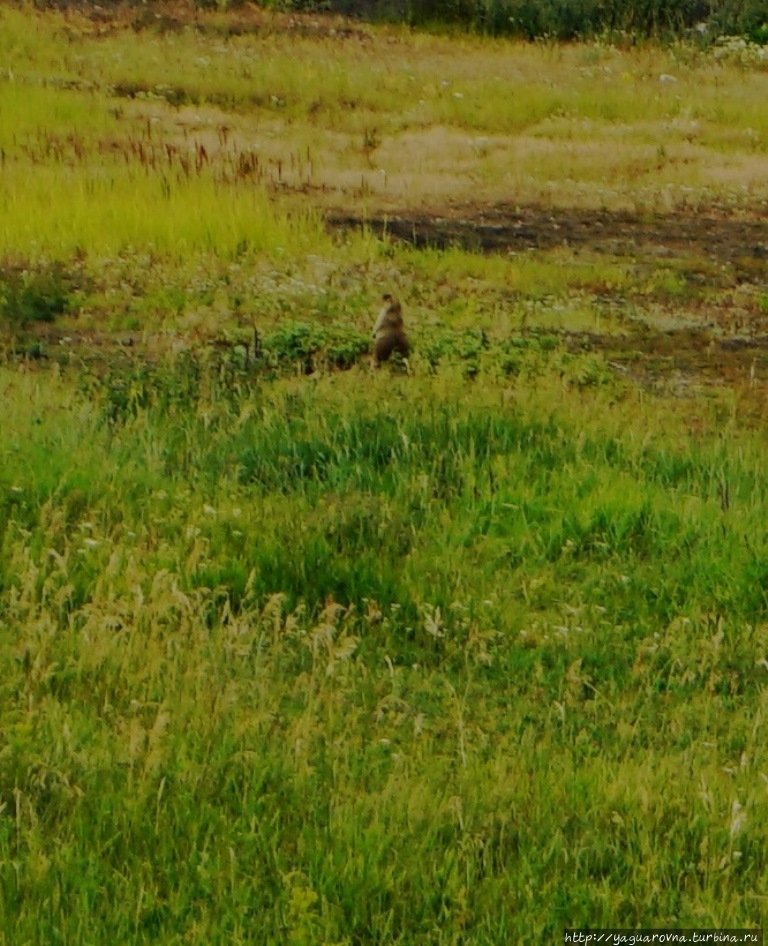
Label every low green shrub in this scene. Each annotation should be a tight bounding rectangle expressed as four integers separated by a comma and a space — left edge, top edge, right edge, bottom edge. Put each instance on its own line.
0, 260, 80, 328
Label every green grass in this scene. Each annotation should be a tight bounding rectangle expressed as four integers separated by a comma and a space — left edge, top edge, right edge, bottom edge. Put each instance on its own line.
2, 361, 768, 941
2, 4, 768, 942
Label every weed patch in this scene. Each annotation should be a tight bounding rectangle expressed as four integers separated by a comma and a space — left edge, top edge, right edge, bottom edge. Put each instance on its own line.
0, 259, 81, 328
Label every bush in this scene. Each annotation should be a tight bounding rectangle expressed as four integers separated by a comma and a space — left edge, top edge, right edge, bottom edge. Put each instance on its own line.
0, 261, 78, 329
269, 0, 768, 41
262, 322, 370, 373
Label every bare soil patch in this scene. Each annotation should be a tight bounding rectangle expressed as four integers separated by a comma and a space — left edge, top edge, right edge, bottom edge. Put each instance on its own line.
327, 203, 768, 265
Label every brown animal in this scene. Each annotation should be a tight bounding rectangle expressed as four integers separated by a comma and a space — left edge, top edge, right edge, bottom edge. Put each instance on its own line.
372, 293, 410, 367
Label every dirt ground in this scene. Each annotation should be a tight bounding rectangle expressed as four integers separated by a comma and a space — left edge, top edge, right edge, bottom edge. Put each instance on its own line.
327, 204, 768, 263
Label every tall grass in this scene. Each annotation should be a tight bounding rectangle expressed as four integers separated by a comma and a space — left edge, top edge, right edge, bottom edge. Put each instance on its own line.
0, 80, 326, 259
2, 361, 768, 941
0, 160, 324, 258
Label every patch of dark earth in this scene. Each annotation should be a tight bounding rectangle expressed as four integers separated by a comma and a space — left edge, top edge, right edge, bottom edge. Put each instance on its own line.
327, 204, 768, 271
568, 328, 768, 393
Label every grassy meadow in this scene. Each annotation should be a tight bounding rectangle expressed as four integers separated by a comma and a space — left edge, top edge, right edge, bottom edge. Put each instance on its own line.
2, 3, 768, 942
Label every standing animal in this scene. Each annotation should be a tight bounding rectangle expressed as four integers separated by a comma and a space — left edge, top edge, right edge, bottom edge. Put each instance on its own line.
372, 293, 410, 367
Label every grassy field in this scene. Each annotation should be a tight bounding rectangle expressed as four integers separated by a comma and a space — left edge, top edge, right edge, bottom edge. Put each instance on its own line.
2, 3, 768, 942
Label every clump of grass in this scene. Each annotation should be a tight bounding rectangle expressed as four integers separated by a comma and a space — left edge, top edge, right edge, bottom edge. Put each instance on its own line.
0, 259, 80, 328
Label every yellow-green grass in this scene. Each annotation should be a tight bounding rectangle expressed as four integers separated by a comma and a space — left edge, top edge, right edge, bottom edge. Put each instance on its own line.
2, 4, 768, 223
0, 159, 326, 258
